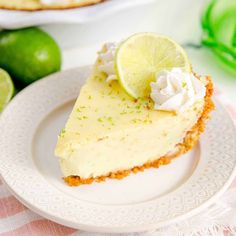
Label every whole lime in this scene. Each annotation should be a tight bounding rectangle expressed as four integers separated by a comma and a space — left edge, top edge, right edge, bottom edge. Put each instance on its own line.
0, 27, 61, 86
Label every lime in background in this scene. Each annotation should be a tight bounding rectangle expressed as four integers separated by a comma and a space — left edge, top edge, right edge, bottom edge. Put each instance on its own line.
0, 69, 14, 112
0, 27, 61, 87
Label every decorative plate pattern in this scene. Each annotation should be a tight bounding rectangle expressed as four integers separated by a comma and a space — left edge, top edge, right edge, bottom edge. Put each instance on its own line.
0, 66, 236, 233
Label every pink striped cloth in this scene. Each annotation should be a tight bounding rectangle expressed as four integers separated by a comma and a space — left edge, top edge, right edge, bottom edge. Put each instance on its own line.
0, 179, 77, 236
0, 90, 236, 236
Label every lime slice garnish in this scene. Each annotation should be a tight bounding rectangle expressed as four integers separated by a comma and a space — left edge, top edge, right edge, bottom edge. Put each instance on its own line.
115, 33, 191, 98
0, 68, 14, 112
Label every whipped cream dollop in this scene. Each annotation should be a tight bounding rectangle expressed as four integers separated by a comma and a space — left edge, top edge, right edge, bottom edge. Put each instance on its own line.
150, 68, 206, 113
97, 42, 118, 82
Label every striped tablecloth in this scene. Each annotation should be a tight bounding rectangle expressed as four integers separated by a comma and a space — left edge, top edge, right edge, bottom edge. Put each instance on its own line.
0, 89, 236, 236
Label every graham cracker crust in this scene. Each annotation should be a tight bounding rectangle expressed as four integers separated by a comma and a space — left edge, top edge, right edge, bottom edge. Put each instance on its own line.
64, 76, 214, 186
0, 0, 104, 11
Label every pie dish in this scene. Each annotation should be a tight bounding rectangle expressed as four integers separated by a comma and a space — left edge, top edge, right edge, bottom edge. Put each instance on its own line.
55, 34, 214, 186
0, 0, 103, 11
0, 0, 156, 29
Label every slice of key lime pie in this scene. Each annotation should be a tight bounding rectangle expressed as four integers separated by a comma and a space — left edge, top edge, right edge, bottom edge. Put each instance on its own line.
55, 33, 214, 186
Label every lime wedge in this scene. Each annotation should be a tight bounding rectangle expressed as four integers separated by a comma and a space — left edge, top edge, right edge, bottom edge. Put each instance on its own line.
115, 33, 191, 98
0, 69, 14, 112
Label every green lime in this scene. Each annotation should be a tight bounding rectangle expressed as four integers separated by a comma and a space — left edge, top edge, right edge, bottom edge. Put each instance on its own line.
115, 33, 191, 98
0, 27, 61, 86
0, 68, 14, 112
201, 0, 236, 74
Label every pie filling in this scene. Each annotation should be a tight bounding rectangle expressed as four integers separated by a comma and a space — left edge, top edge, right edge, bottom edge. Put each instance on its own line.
63, 76, 214, 186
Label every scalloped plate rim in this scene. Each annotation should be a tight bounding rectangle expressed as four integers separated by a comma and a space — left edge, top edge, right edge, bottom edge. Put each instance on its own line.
0, 66, 236, 233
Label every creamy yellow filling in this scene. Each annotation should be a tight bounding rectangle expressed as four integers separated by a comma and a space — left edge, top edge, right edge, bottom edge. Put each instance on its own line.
59, 103, 203, 178
55, 69, 205, 179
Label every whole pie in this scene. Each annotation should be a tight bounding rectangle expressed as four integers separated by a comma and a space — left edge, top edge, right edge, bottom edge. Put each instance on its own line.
55, 33, 214, 186
0, 0, 103, 11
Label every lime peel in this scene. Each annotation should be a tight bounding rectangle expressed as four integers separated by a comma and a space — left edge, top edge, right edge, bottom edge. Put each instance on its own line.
0, 68, 14, 112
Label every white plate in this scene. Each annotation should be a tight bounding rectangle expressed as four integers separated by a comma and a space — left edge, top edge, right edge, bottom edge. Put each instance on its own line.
0, 66, 236, 233
0, 0, 155, 29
